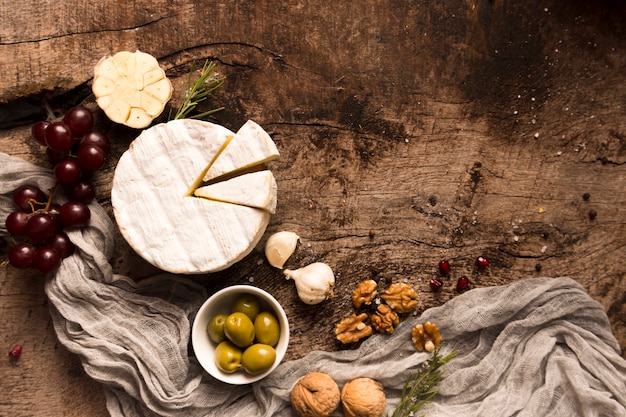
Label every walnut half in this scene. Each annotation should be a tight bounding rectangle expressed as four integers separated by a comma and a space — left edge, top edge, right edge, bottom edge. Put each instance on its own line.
351, 279, 378, 308
381, 283, 418, 313
371, 304, 399, 334
411, 321, 443, 352
335, 313, 373, 344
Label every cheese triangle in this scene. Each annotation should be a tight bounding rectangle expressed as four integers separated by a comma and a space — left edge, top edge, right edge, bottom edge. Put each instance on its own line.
202, 120, 280, 182
194, 170, 277, 214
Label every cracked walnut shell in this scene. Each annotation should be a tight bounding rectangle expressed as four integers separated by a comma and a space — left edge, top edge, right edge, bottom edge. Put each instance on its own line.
335, 313, 373, 344
411, 321, 443, 352
341, 377, 386, 417
291, 372, 340, 417
371, 304, 400, 334
381, 283, 418, 313
352, 279, 378, 308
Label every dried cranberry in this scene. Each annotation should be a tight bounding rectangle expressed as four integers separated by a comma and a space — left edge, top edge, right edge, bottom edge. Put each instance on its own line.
476, 256, 490, 270
438, 260, 450, 275
9, 344, 23, 359
430, 278, 444, 292
456, 276, 470, 291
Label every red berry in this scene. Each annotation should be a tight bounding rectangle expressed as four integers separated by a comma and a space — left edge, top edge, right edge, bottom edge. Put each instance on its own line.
32, 121, 51, 146
8, 242, 37, 269
54, 159, 82, 185
59, 201, 91, 228
45, 122, 75, 152
9, 344, 23, 359
63, 106, 94, 136
13, 184, 46, 211
456, 276, 470, 291
26, 212, 58, 243
430, 278, 443, 292
5, 211, 30, 236
32, 246, 62, 273
476, 256, 490, 270
438, 260, 450, 275
76, 144, 106, 172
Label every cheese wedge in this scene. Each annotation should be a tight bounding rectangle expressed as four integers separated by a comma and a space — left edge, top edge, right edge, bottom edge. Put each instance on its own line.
111, 119, 279, 274
195, 170, 277, 213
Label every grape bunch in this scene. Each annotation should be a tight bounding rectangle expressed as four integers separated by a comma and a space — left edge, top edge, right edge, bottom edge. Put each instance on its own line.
3, 106, 110, 273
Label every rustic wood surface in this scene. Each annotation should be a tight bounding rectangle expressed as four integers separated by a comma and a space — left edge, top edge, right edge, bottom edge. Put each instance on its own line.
1, 0, 625, 416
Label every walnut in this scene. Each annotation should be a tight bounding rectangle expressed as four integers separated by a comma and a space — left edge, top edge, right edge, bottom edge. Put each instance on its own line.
340, 377, 386, 417
371, 304, 399, 334
291, 372, 340, 417
351, 279, 378, 308
381, 283, 418, 313
411, 321, 443, 352
335, 313, 373, 344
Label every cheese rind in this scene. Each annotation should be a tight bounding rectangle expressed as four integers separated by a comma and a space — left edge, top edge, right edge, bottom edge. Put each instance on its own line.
195, 170, 278, 214
112, 119, 274, 274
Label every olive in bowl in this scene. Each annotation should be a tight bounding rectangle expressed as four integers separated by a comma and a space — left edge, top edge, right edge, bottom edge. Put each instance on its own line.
192, 285, 289, 384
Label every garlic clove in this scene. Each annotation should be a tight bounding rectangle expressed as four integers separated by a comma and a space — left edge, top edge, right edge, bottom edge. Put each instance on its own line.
265, 231, 300, 269
284, 262, 335, 305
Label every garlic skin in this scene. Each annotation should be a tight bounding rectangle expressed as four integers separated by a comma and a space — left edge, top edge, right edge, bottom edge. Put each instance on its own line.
265, 231, 300, 268
283, 262, 335, 305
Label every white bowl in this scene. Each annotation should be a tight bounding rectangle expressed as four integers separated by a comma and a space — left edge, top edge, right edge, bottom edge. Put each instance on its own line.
192, 285, 289, 384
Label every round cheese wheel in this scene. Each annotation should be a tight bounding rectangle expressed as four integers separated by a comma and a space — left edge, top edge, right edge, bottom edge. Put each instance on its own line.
111, 119, 278, 274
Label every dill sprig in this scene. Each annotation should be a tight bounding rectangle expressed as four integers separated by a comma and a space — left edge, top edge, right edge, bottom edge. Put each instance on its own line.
392, 345, 458, 417
171, 59, 225, 120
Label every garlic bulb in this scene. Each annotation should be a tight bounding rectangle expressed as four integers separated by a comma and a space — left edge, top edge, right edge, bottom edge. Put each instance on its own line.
284, 262, 335, 305
265, 231, 300, 268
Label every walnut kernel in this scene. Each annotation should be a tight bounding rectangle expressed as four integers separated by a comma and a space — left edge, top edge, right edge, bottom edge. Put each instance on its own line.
411, 321, 443, 352
381, 283, 418, 313
291, 372, 340, 417
341, 377, 386, 417
335, 313, 373, 344
371, 304, 399, 334
351, 279, 378, 308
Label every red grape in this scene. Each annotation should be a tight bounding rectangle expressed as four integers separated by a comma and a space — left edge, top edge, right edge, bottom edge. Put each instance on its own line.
8, 242, 37, 269
45, 122, 75, 152
59, 201, 90, 228
81, 131, 110, 153
63, 106, 94, 136
26, 212, 58, 243
54, 159, 82, 185
13, 184, 46, 211
65, 180, 96, 203
32, 246, 62, 272
32, 120, 51, 146
76, 144, 106, 172
5, 211, 30, 236
45, 231, 75, 258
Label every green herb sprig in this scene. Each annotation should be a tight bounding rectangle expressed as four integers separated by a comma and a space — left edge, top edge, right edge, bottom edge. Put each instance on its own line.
392, 345, 458, 417
170, 60, 225, 121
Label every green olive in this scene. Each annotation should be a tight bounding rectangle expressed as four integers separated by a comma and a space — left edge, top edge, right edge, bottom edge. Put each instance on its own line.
230, 294, 261, 320
241, 343, 276, 374
224, 312, 256, 348
214, 341, 242, 373
254, 311, 280, 346
207, 313, 228, 344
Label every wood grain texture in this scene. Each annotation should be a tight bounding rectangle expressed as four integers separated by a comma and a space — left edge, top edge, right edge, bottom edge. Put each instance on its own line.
1, 0, 625, 416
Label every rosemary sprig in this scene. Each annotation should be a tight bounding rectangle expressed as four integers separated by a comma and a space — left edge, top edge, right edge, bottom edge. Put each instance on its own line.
170, 59, 225, 121
392, 345, 458, 417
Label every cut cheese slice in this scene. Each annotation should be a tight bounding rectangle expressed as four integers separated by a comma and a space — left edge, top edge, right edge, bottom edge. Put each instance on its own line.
203, 120, 279, 182
111, 119, 279, 274
195, 170, 277, 213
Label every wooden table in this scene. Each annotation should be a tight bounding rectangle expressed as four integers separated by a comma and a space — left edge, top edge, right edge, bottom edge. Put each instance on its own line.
2, 1, 625, 415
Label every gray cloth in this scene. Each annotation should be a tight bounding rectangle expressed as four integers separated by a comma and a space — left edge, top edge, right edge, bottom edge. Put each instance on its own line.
2, 151, 625, 417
